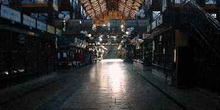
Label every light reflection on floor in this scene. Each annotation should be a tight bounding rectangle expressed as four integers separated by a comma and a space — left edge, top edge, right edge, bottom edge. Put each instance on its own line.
58, 59, 183, 110
107, 61, 125, 93
90, 59, 127, 96
101, 59, 124, 62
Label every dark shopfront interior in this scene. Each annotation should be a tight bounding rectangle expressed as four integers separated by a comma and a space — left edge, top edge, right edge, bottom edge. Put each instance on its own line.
0, 28, 56, 88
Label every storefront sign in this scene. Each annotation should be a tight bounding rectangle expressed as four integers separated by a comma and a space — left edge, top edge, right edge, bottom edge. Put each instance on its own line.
37, 20, 46, 31
0, 5, 21, 23
47, 25, 55, 34
23, 14, 36, 28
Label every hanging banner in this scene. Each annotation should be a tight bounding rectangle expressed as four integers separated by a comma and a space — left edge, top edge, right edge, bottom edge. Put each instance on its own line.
47, 25, 55, 34
0, 5, 21, 23
56, 28, 62, 36
23, 14, 36, 28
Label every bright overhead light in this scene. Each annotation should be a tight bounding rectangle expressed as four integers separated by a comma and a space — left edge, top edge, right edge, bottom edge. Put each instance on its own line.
112, 36, 117, 39
88, 34, 92, 37
121, 24, 124, 28
4, 71, 9, 75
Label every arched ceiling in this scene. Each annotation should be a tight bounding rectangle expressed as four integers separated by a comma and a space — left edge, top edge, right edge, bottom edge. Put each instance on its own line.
80, 0, 144, 25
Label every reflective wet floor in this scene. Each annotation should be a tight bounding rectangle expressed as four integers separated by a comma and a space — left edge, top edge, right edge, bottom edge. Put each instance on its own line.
0, 59, 182, 110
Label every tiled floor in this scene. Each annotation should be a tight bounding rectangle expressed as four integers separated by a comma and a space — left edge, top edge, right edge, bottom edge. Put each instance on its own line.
0, 59, 219, 110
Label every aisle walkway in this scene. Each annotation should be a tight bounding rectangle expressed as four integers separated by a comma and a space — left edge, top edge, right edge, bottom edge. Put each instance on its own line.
58, 59, 182, 110
132, 62, 220, 110
0, 59, 220, 110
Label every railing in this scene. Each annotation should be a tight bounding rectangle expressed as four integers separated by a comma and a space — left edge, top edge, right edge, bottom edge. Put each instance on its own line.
147, 14, 163, 33
181, 2, 220, 57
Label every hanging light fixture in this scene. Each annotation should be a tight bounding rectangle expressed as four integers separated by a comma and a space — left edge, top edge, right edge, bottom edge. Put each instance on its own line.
58, 12, 71, 31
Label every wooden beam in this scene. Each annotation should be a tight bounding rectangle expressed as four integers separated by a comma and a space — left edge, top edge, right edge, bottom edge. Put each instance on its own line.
172, 4, 220, 11
21, 7, 55, 13
22, 3, 49, 8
